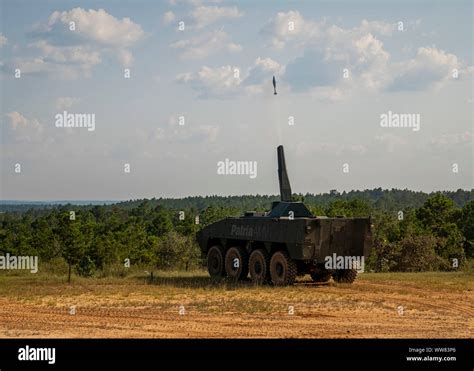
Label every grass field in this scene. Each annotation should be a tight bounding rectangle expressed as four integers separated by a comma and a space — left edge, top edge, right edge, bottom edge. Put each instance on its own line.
0, 270, 473, 338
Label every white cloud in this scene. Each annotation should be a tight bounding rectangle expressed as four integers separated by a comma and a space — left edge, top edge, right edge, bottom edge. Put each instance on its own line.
262, 12, 395, 50
16, 8, 145, 77
5, 111, 30, 129
3, 112, 43, 142
117, 49, 134, 67
254, 57, 285, 74
0, 33, 7, 47
170, 29, 241, 58
352, 34, 391, 91
389, 47, 460, 91
263, 13, 395, 93
177, 65, 242, 98
175, 72, 193, 83
261, 10, 320, 49
197, 65, 242, 86
244, 57, 285, 91
6, 57, 91, 79
30, 40, 102, 65
162, 11, 176, 25
263, 11, 470, 95
43, 8, 144, 47
191, 6, 242, 29
55, 97, 80, 110
177, 57, 285, 98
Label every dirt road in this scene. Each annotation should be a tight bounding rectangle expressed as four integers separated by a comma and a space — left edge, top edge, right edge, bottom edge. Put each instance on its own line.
0, 272, 472, 338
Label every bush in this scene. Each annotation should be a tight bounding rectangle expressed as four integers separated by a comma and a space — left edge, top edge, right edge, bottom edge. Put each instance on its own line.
41, 257, 69, 275
75, 256, 96, 277
369, 240, 400, 272
394, 235, 444, 272
155, 231, 202, 270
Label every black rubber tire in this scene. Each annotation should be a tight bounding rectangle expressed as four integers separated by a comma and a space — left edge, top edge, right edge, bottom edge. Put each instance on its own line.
269, 251, 297, 286
207, 245, 226, 279
225, 246, 249, 281
310, 271, 332, 283
333, 269, 358, 284
249, 249, 270, 284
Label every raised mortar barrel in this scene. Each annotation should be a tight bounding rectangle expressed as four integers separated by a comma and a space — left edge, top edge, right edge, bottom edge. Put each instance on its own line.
277, 145, 292, 202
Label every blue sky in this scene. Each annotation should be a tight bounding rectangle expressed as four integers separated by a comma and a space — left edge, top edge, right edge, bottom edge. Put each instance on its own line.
0, 0, 472, 200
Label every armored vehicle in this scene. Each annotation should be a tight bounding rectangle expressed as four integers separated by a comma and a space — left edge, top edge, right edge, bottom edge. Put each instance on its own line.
196, 146, 372, 285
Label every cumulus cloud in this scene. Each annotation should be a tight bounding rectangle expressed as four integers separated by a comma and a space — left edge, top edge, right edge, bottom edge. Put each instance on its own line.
244, 57, 285, 92
13, 8, 144, 77
389, 47, 460, 91
352, 34, 391, 91
117, 49, 134, 67
3, 112, 43, 142
177, 65, 242, 98
0, 33, 7, 47
262, 12, 395, 93
170, 29, 241, 58
263, 11, 470, 95
284, 32, 390, 94
191, 6, 242, 29
162, 11, 176, 25
262, 11, 396, 50
256, 57, 283, 72
261, 10, 321, 49
30, 40, 102, 65
4, 57, 91, 79
39, 8, 144, 47
177, 57, 285, 98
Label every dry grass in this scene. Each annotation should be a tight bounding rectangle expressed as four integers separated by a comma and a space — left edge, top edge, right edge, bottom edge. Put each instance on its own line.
0, 270, 473, 338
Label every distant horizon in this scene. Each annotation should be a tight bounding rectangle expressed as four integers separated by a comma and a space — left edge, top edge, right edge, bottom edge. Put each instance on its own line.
1, 187, 472, 205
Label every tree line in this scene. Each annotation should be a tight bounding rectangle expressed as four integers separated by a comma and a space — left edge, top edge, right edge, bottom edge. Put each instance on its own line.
0, 190, 473, 279
2, 188, 472, 213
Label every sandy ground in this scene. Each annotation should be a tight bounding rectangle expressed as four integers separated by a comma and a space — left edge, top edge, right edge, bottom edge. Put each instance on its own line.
0, 273, 473, 338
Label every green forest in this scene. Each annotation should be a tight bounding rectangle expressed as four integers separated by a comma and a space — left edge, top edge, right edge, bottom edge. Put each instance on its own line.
1, 188, 473, 279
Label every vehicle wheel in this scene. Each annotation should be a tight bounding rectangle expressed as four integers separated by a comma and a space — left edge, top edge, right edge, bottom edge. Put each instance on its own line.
249, 249, 270, 284
310, 271, 332, 283
225, 246, 249, 281
207, 245, 226, 279
269, 251, 297, 286
333, 269, 357, 284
